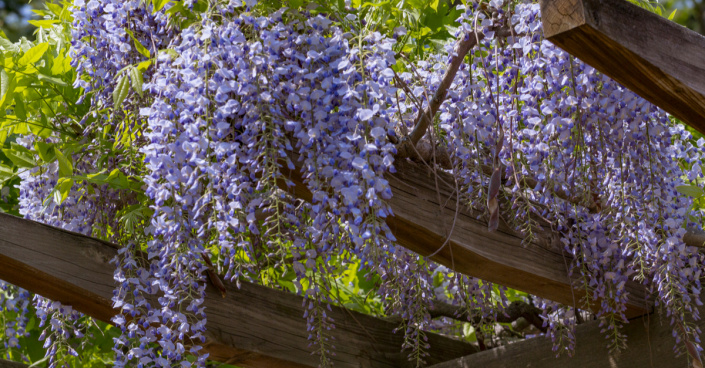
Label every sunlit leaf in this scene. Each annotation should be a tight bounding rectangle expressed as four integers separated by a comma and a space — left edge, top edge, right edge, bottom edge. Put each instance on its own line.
129, 66, 144, 97
3, 143, 35, 168
17, 43, 49, 67
55, 148, 74, 177
112, 74, 130, 107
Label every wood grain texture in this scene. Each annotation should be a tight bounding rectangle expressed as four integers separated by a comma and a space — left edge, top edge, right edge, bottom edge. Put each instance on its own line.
389, 161, 649, 318
429, 308, 697, 368
0, 213, 476, 368
280, 156, 650, 319
540, 0, 705, 135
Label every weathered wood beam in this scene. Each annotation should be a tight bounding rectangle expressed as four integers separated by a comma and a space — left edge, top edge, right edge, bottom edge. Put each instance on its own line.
388, 162, 647, 319
429, 307, 699, 368
283, 158, 649, 318
0, 359, 28, 368
0, 213, 476, 368
540, 0, 705, 135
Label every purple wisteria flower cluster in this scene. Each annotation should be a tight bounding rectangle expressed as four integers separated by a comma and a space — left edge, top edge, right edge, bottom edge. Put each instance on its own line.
0, 282, 31, 359
139, 4, 406, 364
431, 2, 705, 355
70, 0, 172, 106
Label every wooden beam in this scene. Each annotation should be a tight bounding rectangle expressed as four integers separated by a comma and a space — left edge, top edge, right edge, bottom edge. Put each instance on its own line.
283, 158, 649, 318
540, 0, 705, 135
0, 213, 476, 368
429, 309, 695, 368
0, 359, 28, 368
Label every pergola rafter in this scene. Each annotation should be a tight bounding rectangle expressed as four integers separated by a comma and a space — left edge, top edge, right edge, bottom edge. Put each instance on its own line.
0, 213, 475, 367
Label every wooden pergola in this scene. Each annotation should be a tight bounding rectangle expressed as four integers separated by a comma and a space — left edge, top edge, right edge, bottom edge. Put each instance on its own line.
2, 0, 705, 366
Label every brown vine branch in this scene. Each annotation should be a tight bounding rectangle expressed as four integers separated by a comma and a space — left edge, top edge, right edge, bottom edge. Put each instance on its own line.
397, 25, 513, 158
428, 300, 547, 333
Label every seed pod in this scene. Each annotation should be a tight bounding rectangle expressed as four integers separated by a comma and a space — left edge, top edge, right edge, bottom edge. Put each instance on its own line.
488, 167, 501, 199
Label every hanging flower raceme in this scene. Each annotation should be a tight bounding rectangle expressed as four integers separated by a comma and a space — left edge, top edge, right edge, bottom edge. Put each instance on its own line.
432, 2, 705, 354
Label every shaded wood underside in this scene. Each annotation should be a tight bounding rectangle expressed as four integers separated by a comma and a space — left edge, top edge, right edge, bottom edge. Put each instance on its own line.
0, 359, 28, 368
430, 303, 699, 368
0, 213, 475, 368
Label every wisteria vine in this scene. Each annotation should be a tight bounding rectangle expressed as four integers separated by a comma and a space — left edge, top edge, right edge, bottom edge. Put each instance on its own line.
2, 0, 705, 367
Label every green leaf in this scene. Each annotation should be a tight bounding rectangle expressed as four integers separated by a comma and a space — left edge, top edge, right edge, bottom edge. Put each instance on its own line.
137, 59, 153, 71
0, 37, 18, 52
52, 177, 74, 205
55, 148, 73, 177
37, 73, 67, 86
153, 0, 171, 12
0, 69, 16, 113
46, 2, 65, 17
159, 49, 179, 60
17, 43, 49, 67
27, 19, 60, 28
668, 9, 677, 20
0, 164, 14, 183
125, 29, 151, 58
129, 66, 144, 97
50, 52, 72, 75
112, 74, 130, 107
429, 0, 439, 11
29, 113, 52, 138
361, 1, 390, 7
3, 143, 35, 168
106, 168, 121, 182
1, 69, 13, 97
0, 129, 7, 146
13, 93, 26, 121
677, 185, 705, 198
462, 322, 474, 337
34, 141, 55, 162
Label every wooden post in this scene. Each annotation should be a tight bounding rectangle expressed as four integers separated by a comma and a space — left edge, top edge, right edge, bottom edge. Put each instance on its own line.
540, 0, 705, 135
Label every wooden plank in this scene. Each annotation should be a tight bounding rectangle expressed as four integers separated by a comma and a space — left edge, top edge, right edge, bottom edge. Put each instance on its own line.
282, 158, 649, 318
0, 359, 28, 368
540, 0, 705, 135
429, 308, 695, 368
0, 213, 476, 368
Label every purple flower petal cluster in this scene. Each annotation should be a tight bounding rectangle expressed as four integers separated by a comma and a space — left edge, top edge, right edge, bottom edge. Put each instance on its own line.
0, 282, 31, 357
431, 2, 705, 354
70, 0, 172, 105
34, 297, 84, 367
140, 6, 401, 364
